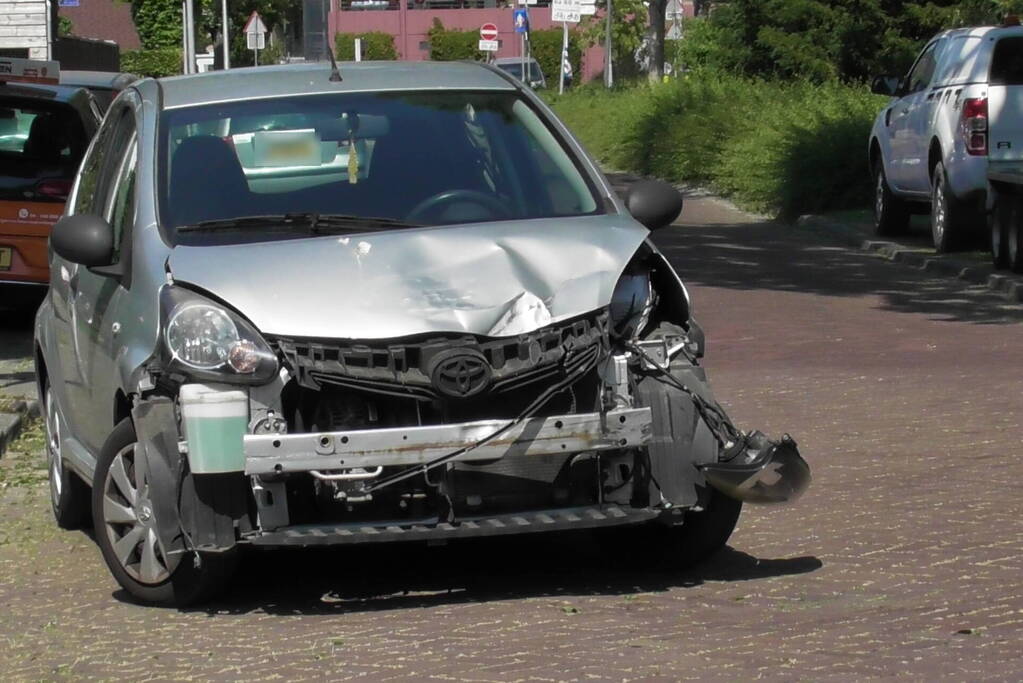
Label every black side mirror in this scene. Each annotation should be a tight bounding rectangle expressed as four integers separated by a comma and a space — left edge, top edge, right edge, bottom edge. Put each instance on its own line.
870, 75, 901, 97
625, 179, 684, 231
51, 214, 115, 267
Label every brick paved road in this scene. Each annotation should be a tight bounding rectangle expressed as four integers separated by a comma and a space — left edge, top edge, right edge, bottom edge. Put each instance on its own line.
2, 195, 1022, 681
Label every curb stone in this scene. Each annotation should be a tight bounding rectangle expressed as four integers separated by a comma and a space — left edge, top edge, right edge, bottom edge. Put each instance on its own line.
796, 214, 1023, 303
0, 399, 41, 458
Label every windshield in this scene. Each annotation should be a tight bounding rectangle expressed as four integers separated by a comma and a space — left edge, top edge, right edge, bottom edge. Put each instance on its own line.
159, 91, 600, 245
0, 99, 88, 203
497, 62, 544, 83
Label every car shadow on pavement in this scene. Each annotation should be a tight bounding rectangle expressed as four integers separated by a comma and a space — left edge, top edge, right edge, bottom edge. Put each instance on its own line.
174, 533, 822, 616
653, 222, 1023, 325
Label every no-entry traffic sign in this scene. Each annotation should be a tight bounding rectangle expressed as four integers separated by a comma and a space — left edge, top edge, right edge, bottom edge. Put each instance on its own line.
480, 23, 499, 41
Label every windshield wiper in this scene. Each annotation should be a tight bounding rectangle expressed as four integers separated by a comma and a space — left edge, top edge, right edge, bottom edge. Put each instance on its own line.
176, 213, 421, 234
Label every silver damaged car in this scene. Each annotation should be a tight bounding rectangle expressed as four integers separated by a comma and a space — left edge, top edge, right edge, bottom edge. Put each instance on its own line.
35, 62, 810, 605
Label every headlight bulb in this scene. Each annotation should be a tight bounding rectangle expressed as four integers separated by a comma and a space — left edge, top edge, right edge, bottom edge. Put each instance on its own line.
610, 270, 655, 339
166, 304, 240, 369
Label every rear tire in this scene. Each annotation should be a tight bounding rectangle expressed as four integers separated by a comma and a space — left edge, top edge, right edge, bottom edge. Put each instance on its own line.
930, 161, 971, 252
1008, 198, 1023, 274
991, 191, 1011, 269
873, 162, 910, 236
92, 418, 238, 606
43, 382, 91, 530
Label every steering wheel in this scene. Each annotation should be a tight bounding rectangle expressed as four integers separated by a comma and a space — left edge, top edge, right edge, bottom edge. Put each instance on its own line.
406, 189, 512, 224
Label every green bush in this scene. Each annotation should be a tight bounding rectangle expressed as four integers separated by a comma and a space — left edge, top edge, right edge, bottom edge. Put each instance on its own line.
120, 48, 183, 78
528, 29, 582, 86
335, 31, 398, 61
547, 73, 887, 217
427, 19, 483, 62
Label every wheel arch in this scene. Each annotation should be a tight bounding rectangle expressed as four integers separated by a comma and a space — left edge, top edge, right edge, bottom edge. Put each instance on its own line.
928, 138, 944, 179
869, 137, 883, 174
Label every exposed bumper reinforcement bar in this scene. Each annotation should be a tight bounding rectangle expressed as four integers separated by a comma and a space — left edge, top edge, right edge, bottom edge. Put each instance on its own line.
700, 432, 811, 504
249, 504, 661, 546
244, 407, 653, 476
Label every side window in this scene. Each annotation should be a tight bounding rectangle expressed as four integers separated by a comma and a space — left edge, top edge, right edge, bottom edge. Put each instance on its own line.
106, 136, 137, 262
72, 106, 136, 217
905, 42, 938, 94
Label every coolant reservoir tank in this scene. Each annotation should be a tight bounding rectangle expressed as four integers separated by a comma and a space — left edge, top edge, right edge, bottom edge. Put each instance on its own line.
179, 383, 248, 473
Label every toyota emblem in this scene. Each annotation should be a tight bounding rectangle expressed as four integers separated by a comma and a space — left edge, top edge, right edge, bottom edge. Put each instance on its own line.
429, 349, 492, 399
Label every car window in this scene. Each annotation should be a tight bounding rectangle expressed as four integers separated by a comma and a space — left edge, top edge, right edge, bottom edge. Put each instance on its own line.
990, 36, 1023, 85
160, 91, 601, 245
0, 100, 88, 203
73, 106, 135, 218
106, 134, 137, 262
905, 42, 939, 94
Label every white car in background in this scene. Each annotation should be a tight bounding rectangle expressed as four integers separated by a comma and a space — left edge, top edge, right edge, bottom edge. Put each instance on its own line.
868, 22, 1023, 253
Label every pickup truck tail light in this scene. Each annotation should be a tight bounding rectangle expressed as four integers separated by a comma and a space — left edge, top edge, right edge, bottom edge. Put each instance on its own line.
962, 97, 988, 156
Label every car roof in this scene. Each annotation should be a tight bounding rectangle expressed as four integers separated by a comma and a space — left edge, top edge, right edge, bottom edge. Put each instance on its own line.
156, 61, 518, 110
61, 70, 138, 91
493, 57, 540, 64
0, 81, 89, 103
936, 25, 1023, 40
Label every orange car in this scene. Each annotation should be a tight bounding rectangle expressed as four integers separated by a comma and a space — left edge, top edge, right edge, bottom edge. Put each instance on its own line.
0, 59, 101, 297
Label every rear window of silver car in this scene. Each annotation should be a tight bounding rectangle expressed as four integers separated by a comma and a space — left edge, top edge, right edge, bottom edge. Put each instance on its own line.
158, 91, 601, 243
990, 36, 1023, 85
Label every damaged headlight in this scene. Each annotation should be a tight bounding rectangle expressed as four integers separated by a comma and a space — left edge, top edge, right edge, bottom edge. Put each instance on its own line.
609, 268, 655, 339
160, 286, 278, 383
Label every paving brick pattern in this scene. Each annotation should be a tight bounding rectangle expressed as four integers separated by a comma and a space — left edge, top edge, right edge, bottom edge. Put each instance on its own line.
1, 194, 1022, 680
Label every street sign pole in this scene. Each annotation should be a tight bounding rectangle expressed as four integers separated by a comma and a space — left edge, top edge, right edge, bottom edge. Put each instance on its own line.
604, 0, 613, 88
559, 21, 567, 94
221, 0, 230, 69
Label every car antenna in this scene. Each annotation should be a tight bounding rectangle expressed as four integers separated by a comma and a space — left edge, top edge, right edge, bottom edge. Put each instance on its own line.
325, 37, 342, 82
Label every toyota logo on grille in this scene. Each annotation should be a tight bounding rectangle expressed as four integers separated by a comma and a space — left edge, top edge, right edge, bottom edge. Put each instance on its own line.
429, 349, 492, 399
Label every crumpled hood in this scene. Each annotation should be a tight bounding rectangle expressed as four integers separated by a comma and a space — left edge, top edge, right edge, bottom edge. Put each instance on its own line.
167, 215, 648, 339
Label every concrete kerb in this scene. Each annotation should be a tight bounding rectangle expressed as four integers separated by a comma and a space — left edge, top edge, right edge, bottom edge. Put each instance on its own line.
796, 214, 1023, 303
0, 398, 40, 458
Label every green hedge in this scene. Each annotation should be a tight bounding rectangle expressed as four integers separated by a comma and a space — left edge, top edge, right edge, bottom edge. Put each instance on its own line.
528, 29, 582, 86
120, 48, 182, 78
427, 19, 483, 62
547, 74, 887, 217
335, 31, 398, 61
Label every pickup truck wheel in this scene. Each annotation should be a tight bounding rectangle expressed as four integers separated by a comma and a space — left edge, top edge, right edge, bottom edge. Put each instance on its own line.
873, 163, 909, 236
43, 383, 91, 530
92, 418, 238, 606
931, 162, 968, 252
1008, 199, 1023, 273
990, 192, 1012, 268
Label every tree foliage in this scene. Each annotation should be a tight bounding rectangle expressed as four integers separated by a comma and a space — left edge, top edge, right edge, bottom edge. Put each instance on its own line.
335, 32, 399, 61
529, 29, 583, 85
579, 0, 648, 78
130, 0, 182, 50
427, 19, 484, 61
678, 0, 1023, 83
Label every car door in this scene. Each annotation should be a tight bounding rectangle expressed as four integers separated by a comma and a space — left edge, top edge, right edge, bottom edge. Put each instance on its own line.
50, 100, 138, 452
889, 41, 941, 192
70, 104, 139, 453
49, 107, 121, 443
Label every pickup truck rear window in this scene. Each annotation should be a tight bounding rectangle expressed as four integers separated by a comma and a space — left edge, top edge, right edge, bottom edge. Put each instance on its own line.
990, 36, 1023, 85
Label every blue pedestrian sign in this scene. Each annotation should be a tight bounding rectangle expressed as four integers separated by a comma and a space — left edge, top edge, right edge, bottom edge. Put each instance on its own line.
513, 9, 529, 33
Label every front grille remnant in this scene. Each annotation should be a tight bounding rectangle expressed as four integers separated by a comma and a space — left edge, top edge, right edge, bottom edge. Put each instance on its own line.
270, 310, 610, 401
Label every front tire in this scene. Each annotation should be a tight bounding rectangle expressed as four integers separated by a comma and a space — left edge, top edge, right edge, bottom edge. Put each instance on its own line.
43, 383, 91, 530
991, 192, 1011, 268
873, 162, 910, 236
92, 418, 237, 606
1008, 199, 1023, 274
603, 490, 742, 570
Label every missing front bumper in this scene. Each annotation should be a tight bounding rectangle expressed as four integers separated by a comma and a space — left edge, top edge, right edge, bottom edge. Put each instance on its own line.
243, 407, 653, 476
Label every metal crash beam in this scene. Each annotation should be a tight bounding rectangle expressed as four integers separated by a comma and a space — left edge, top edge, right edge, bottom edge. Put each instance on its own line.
244, 407, 652, 475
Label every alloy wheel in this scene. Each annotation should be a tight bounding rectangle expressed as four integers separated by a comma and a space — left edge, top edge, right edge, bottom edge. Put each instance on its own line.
101, 444, 171, 585
45, 388, 62, 504
933, 180, 946, 244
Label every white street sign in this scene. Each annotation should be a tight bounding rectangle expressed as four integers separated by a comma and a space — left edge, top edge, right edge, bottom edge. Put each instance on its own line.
479, 39, 499, 52
580, 1, 597, 15
246, 32, 266, 50
243, 11, 267, 35
552, 0, 581, 23
517, 0, 538, 5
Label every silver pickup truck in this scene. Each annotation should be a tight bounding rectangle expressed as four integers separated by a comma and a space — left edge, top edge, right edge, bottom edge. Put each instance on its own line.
868, 23, 1023, 253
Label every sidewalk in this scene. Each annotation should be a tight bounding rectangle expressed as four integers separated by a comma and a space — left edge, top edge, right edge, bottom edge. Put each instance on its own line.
796, 211, 1023, 302
0, 315, 39, 456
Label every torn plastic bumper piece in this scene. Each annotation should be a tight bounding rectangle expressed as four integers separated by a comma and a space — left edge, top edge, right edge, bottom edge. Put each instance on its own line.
699, 432, 810, 504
